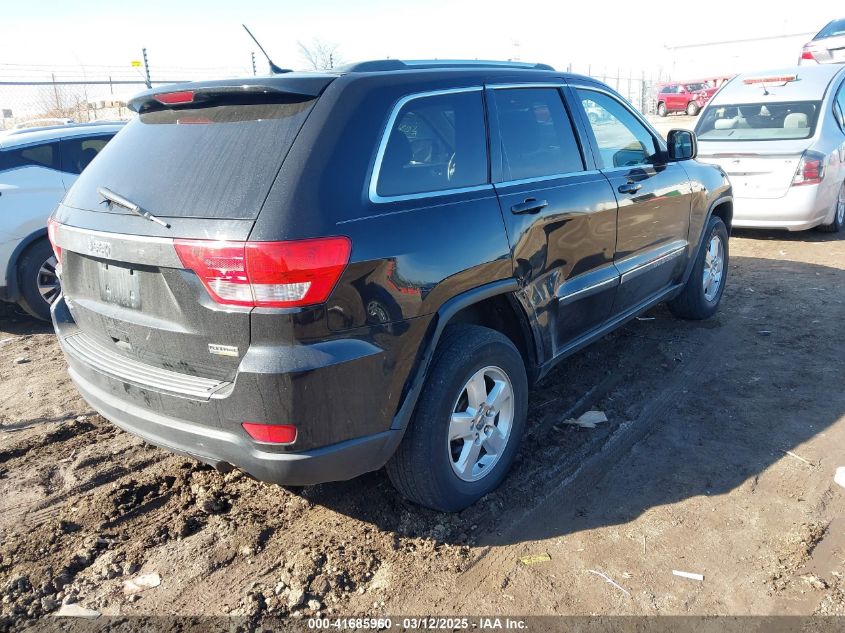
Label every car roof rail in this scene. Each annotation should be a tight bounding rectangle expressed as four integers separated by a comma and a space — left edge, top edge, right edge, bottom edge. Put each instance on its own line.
339, 59, 555, 73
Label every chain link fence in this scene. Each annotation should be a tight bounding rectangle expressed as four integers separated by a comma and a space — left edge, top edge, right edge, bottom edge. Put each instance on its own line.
564, 64, 664, 115
0, 80, 190, 130
0, 64, 665, 131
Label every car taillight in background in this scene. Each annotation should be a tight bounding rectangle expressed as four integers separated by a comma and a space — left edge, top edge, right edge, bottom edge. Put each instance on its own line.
174, 237, 351, 308
792, 151, 825, 187
800, 44, 816, 63
47, 218, 62, 264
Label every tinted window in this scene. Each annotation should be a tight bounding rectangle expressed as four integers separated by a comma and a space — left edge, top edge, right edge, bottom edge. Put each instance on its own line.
63, 96, 316, 220
494, 88, 584, 181
376, 91, 487, 198
695, 101, 821, 141
0, 142, 60, 171
60, 135, 114, 174
577, 90, 659, 168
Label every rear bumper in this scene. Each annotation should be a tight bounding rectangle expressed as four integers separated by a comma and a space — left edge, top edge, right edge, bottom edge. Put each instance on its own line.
67, 361, 402, 485
52, 297, 406, 485
732, 185, 829, 231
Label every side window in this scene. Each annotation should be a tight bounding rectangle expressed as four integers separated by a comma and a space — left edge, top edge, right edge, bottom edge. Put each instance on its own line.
60, 135, 113, 175
375, 91, 487, 198
493, 88, 584, 181
576, 89, 660, 169
0, 142, 61, 171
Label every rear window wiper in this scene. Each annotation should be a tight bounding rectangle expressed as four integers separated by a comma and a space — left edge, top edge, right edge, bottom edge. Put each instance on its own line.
97, 187, 170, 228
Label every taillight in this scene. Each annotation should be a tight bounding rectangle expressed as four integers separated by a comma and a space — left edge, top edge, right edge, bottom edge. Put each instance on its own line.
174, 237, 351, 308
47, 218, 62, 263
792, 151, 825, 187
242, 422, 297, 444
801, 45, 816, 61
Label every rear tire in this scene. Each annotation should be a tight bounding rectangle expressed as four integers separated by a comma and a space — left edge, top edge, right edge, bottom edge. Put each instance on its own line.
657, 102, 667, 117
816, 182, 845, 233
16, 240, 60, 321
686, 101, 700, 116
386, 324, 528, 512
668, 216, 729, 320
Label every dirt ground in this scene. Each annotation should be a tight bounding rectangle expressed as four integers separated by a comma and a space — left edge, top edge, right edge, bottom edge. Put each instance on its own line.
1, 226, 844, 627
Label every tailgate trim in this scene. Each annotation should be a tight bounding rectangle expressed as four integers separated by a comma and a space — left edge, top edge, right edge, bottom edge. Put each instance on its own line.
55, 224, 181, 268
62, 331, 231, 401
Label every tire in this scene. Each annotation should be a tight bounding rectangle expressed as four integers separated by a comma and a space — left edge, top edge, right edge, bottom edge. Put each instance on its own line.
386, 324, 528, 512
816, 182, 845, 233
686, 101, 700, 116
657, 102, 667, 117
668, 216, 729, 321
16, 239, 60, 321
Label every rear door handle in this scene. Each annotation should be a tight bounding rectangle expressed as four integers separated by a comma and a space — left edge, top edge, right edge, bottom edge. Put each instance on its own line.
511, 198, 548, 215
618, 182, 642, 194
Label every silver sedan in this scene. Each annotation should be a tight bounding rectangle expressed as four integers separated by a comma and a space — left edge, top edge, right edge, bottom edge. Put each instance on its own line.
694, 65, 845, 232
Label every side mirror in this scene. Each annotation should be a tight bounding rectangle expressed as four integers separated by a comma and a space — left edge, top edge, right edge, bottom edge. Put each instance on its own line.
667, 129, 697, 161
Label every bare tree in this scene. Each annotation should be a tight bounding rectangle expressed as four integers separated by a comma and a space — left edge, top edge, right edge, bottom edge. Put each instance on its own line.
298, 39, 345, 71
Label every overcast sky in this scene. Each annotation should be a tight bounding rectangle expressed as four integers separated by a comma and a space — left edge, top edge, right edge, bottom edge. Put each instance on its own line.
0, 0, 837, 80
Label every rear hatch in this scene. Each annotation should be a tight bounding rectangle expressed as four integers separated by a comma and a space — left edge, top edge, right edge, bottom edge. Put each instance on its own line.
55, 77, 332, 384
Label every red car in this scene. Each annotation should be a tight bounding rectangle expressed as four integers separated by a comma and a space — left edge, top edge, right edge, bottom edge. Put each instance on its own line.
656, 81, 720, 116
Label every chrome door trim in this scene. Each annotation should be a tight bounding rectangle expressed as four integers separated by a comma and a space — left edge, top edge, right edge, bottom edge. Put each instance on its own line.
618, 241, 688, 285
368, 86, 486, 204
557, 273, 620, 307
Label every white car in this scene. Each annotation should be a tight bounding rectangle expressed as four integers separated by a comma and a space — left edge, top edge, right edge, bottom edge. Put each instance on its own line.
694, 65, 845, 232
800, 18, 845, 65
0, 122, 123, 319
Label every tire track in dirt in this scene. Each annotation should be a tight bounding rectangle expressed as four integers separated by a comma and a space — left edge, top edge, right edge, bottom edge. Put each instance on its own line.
415, 321, 724, 613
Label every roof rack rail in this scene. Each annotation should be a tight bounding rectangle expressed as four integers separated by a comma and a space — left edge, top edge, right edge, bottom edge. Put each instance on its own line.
339, 59, 555, 73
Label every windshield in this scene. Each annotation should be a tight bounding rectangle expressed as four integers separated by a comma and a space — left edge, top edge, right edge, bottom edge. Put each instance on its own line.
695, 101, 821, 141
816, 18, 845, 39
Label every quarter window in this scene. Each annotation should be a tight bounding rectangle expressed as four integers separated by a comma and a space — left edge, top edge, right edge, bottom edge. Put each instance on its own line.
577, 89, 659, 168
836, 84, 845, 131
493, 88, 584, 181
0, 142, 61, 171
60, 135, 114, 174
375, 91, 488, 198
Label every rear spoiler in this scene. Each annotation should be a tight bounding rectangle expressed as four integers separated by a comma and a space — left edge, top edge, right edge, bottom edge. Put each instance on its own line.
128, 75, 336, 112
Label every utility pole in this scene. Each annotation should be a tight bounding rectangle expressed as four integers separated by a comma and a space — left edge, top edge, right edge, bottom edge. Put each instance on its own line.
142, 47, 151, 88
251, 52, 257, 76
51, 73, 60, 111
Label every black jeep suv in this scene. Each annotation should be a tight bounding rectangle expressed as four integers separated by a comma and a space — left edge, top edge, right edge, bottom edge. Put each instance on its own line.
49, 60, 732, 512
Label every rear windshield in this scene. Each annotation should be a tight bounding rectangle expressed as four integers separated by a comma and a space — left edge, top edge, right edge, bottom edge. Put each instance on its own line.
816, 19, 845, 39
695, 101, 821, 141
63, 96, 315, 220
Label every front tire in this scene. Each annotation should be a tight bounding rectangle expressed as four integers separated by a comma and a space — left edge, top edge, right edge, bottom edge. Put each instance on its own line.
386, 324, 528, 512
668, 216, 729, 320
657, 102, 667, 117
686, 101, 700, 116
16, 239, 60, 321
817, 182, 845, 233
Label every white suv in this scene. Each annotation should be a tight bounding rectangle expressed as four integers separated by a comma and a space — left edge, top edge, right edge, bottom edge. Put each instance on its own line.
0, 122, 124, 319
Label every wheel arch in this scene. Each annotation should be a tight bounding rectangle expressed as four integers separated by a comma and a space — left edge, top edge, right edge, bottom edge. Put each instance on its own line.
390, 279, 539, 431
681, 195, 733, 287
2, 228, 48, 302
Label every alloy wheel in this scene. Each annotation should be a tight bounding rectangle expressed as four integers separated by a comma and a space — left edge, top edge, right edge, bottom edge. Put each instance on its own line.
37, 256, 60, 305
447, 366, 514, 482
702, 233, 724, 302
